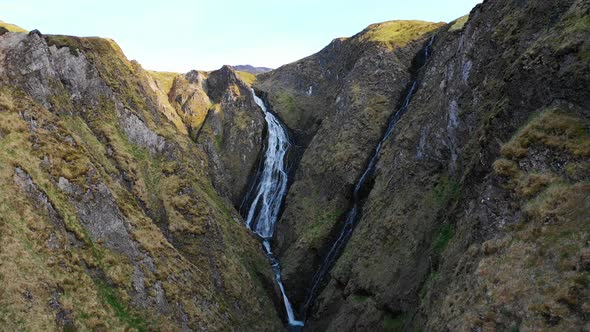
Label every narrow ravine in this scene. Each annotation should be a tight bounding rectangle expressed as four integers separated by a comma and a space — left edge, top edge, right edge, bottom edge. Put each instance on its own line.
301, 35, 436, 317
244, 89, 304, 328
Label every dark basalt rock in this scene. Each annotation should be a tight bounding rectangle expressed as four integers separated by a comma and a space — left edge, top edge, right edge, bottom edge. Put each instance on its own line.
28, 29, 42, 36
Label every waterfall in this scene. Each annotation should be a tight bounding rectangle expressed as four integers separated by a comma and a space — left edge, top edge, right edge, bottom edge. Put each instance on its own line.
302, 35, 436, 316
245, 89, 304, 327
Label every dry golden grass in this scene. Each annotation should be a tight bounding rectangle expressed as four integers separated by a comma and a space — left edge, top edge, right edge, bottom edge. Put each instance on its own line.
0, 86, 131, 331
236, 71, 256, 86
168, 74, 212, 133
516, 172, 556, 198
495, 105, 589, 202
0, 33, 284, 330
480, 103, 590, 329
0, 20, 26, 33
524, 182, 588, 222
449, 15, 469, 32
493, 158, 520, 178
359, 20, 443, 49
148, 70, 179, 94
501, 107, 590, 159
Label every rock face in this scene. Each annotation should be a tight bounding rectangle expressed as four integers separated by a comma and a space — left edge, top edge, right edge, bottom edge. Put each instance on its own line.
0, 0, 589, 330
255, 19, 444, 310
166, 66, 266, 207
255, 0, 590, 331
0, 31, 282, 331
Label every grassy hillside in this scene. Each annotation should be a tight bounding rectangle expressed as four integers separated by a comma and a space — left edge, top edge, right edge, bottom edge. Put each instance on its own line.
0, 20, 26, 33
0, 30, 282, 331
359, 20, 443, 49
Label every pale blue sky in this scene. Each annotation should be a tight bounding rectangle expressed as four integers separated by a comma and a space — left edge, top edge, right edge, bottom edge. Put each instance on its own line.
1, 0, 481, 72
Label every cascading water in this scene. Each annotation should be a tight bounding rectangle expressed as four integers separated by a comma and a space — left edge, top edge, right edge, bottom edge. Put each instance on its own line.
302, 35, 436, 316
244, 89, 304, 327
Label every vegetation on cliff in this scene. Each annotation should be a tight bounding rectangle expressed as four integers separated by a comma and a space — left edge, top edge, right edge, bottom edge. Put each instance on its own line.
252, 1, 589, 331
0, 30, 281, 330
0, 0, 588, 330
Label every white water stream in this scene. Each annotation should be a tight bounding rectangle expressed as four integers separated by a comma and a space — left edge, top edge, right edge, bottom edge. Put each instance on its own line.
245, 90, 304, 327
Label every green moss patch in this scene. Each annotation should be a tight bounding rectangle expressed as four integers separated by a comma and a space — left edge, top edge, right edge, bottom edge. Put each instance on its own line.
434, 223, 454, 254
275, 90, 297, 115
429, 175, 461, 207
383, 312, 406, 331
96, 281, 150, 332
449, 15, 469, 32
304, 205, 346, 249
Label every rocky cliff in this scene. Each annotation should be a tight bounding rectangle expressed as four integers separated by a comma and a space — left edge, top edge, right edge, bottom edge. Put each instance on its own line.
254, 0, 590, 331
255, 19, 444, 310
165, 66, 266, 207
0, 0, 589, 330
0, 30, 281, 331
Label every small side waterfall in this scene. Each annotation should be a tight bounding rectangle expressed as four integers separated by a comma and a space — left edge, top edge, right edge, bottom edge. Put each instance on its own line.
244, 90, 304, 327
302, 35, 436, 316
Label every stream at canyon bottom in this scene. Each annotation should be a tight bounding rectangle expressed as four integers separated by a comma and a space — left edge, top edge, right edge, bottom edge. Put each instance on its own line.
244, 89, 304, 328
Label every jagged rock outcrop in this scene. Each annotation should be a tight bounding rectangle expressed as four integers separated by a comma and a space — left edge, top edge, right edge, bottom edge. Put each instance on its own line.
0, 31, 282, 331
164, 66, 266, 207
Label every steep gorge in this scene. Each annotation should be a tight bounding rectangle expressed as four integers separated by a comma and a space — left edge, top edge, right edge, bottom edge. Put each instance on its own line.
0, 0, 589, 330
255, 21, 444, 311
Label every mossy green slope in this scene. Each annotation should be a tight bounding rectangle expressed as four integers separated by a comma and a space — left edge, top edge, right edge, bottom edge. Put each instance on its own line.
305, 0, 590, 330
0, 31, 282, 331
359, 20, 443, 49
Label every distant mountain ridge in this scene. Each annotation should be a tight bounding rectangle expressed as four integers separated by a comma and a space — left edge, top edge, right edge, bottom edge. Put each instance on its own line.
232, 64, 273, 74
